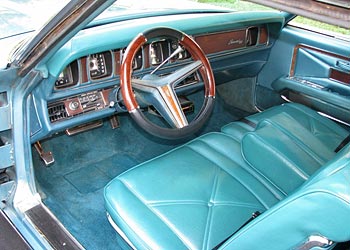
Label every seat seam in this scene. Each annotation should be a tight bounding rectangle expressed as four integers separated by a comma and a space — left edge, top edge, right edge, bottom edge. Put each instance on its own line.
149, 200, 265, 210
203, 164, 220, 250
189, 137, 284, 203
204, 133, 285, 201
119, 180, 194, 250
185, 143, 270, 210
198, 134, 286, 198
286, 104, 346, 138
262, 118, 327, 165
243, 132, 310, 193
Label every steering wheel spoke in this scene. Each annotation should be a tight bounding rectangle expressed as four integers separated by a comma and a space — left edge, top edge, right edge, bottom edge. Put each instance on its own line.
163, 60, 203, 88
156, 85, 188, 128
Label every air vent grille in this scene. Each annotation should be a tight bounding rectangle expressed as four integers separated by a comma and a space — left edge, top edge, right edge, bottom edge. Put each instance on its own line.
48, 102, 68, 123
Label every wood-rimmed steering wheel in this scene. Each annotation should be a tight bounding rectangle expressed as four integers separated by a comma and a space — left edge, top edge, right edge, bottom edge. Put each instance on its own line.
120, 27, 215, 139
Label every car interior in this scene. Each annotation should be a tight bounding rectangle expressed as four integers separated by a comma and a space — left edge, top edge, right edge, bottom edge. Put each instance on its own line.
11, 2, 350, 249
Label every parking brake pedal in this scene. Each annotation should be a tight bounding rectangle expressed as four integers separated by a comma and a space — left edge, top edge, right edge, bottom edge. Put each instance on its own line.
34, 141, 54, 166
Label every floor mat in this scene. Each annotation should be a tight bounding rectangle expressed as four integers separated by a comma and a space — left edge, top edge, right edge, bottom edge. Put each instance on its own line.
65, 165, 111, 194
32, 92, 245, 249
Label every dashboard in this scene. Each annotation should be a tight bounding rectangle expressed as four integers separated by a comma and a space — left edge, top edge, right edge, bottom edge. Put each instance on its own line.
29, 12, 284, 142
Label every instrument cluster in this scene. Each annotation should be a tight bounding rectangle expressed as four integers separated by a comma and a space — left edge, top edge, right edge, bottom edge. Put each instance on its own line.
54, 39, 191, 91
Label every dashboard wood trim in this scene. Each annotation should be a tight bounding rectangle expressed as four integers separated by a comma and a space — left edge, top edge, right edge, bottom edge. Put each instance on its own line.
81, 57, 88, 83
64, 98, 83, 116
181, 36, 215, 97
114, 50, 121, 76
259, 26, 268, 45
195, 30, 247, 55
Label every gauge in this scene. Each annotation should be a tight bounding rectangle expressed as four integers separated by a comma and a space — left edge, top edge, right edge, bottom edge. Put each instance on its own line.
121, 48, 143, 70
149, 40, 169, 66
132, 49, 143, 70
170, 40, 190, 60
54, 61, 79, 90
89, 51, 112, 80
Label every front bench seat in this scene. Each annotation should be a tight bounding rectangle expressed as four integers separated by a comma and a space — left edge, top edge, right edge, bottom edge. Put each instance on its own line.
104, 133, 350, 250
104, 133, 281, 250
104, 103, 350, 249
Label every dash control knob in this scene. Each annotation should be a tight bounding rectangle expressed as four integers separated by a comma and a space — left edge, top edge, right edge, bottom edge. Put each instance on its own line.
69, 101, 79, 110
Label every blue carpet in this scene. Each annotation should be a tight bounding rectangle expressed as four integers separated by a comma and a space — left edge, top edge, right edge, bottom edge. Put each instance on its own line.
32, 91, 246, 249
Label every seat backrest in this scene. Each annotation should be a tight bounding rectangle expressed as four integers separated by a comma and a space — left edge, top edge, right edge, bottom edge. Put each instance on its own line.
220, 144, 350, 250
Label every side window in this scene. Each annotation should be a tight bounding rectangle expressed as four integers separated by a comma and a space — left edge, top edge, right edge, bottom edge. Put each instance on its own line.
199, 0, 349, 40
198, 0, 274, 11
289, 16, 350, 39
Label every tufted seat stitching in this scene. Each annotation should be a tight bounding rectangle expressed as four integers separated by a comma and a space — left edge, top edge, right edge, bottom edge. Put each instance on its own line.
181, 144, 269, 249
192, 136, 284, 201
119, 179, 194, 249
280, 104, 347, 140
203, 165, 220, 249
149, 200, 264, 210
242, 132, 310, 194
119, 142, 268, 250
185, 143, 270, 209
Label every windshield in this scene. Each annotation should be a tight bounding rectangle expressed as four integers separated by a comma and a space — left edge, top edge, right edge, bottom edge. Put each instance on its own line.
0, 0, 226, 39
0, 0, 70, 39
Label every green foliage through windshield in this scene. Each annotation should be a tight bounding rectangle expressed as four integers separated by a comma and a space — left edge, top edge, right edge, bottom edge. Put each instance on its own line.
198, 0, 350, 37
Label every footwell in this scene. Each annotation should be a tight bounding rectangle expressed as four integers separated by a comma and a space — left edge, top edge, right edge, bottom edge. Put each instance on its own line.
32, 93, 244, 249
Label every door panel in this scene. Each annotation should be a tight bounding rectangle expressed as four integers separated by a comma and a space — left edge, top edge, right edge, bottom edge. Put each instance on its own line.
257, 25, 350, 124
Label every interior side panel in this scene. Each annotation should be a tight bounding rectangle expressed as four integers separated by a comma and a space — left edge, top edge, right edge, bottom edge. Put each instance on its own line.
257, 25, 350, 123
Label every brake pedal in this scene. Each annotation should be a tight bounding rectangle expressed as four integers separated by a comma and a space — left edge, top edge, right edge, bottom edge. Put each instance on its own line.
109, 115, 120, 129
34, 141, 54, 166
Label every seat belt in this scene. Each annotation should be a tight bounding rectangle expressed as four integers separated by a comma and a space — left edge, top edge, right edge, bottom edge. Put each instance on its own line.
335, 135, 350, 153
212, 211, 261, 250
240, 118, 257, 129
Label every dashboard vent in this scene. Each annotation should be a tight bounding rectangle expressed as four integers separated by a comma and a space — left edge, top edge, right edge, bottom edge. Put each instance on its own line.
48, 102, 68, 123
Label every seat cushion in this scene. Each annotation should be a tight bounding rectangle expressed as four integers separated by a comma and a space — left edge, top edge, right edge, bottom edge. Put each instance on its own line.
222, 103, 349, 152
104, 133, 281, 250
219, 145, 350, 250
223, 103, 349, 195
104, 103, 350, 250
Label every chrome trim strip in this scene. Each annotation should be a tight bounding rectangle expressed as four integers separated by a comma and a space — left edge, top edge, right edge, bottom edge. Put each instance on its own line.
106, 213, 137, 250
295, 235, 333, 250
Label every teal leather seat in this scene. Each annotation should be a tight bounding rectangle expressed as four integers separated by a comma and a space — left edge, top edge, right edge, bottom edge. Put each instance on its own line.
222, 103, 348, 152
104, 103, 350, 250
219, 146, 350, 249
105, 133, 281, 249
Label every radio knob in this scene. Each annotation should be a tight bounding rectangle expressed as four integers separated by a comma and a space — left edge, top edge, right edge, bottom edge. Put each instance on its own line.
69, 101, 79, 110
